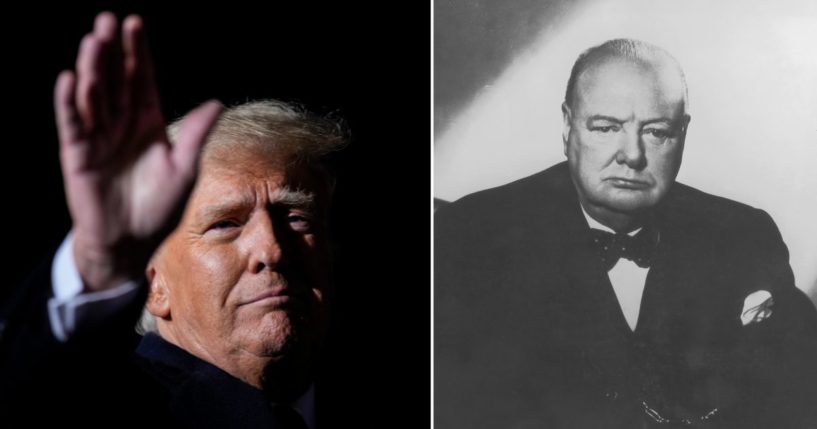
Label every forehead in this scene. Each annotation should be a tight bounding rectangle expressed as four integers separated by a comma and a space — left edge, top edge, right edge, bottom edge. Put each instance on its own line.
574, 58, 686, 118
189, 147, 325, 207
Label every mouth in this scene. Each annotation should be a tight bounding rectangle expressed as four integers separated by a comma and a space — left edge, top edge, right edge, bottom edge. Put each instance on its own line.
249, 295, 292, 307
241, 288, 296, 307
605, 177, 651, 190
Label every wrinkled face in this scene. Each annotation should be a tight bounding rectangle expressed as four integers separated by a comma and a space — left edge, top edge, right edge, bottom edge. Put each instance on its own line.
564, 58, 690, 215
150, 147, 332, 366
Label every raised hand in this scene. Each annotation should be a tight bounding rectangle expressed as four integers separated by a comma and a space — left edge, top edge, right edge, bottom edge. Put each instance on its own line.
54, 12, 222, 291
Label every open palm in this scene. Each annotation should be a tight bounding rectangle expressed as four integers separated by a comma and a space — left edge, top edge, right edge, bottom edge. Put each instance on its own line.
55, 13, 222, 291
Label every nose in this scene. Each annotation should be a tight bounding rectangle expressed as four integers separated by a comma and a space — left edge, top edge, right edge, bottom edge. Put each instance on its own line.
615, 128, 646, 170
246, 213, 286, 273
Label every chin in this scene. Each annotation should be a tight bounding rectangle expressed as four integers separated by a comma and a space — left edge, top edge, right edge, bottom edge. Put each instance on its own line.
248, 333, 300, 359
239, 314, 300, 357
599, 193, 659, 214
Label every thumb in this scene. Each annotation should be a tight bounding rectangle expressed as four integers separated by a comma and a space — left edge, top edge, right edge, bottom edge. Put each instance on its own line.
172, 100, 223, 180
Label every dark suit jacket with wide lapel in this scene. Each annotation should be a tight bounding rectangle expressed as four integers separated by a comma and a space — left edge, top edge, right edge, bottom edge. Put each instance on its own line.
435, 162, 817, 428
134, 333, 311, 428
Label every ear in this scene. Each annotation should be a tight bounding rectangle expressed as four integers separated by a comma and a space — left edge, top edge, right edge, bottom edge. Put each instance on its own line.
681, 114, 691, 137
561, 102, 572, 157
145, 264, 171, 319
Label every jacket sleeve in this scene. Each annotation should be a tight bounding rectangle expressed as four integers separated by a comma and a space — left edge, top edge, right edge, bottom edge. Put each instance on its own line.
0, 243, 147, 414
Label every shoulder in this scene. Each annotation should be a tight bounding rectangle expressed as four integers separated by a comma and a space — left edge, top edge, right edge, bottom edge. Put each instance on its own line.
662, 182, 777, 235
436, 162, 574, 228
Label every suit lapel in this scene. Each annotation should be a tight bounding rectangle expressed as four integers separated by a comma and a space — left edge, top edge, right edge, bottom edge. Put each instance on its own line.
630, 200, 742, 414
635, 203, 724, 345
136, 334, 283, 428
549, 167, 640, 342
562, 215, 635, 341
548, 177, 640, 389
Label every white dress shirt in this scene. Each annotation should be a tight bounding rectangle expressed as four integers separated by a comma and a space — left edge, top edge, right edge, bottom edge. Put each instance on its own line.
581, 208, 650, 332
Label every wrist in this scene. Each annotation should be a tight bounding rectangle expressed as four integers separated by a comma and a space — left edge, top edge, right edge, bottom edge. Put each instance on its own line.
72, 229, 149, 291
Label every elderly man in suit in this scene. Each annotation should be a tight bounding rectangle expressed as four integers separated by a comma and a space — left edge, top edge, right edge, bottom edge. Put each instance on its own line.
0, 12, 346, 428
435, 39, 817, 428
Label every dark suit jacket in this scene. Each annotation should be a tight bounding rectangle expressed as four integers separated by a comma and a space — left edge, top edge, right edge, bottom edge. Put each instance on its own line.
435, 162, 817, 428
0, 251, 354, 428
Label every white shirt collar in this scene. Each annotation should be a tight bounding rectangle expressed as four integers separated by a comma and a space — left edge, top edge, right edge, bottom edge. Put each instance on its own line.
579, 204, 641, 236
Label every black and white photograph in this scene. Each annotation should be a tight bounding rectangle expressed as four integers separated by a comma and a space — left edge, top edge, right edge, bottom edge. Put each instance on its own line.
435, 0, 817, 427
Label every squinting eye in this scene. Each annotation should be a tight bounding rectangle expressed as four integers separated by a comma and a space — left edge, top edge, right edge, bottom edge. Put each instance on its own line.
643, 129, 671, 139
287, 214, 312, 232
209, 220, 239, 230
590, 125, 619, 133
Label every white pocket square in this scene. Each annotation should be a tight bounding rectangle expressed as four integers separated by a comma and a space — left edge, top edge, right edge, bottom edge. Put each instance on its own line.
741, 290, 774, 326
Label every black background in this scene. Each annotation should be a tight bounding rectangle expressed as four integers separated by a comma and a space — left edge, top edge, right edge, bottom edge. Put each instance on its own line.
3, 1, 430, 425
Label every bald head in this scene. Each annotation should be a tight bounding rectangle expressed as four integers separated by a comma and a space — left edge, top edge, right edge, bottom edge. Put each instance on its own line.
564, 39, 689, 114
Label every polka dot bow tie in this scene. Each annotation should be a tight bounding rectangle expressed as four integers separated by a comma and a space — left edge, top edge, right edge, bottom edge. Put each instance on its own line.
589, 227, 658, 271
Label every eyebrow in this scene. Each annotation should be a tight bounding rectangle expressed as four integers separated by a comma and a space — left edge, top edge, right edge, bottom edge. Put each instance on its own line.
586, 115, 625, 125
199, 187, 316, 221
641, 118, 673, 127
585, 115, 674, 126
271, 187, 316, 207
